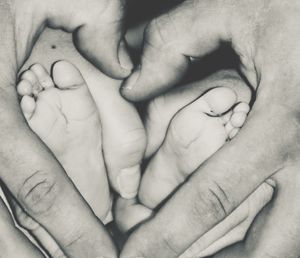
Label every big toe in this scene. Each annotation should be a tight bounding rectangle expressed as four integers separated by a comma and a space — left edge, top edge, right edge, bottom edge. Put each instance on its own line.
202, 87, 237, 115
52, 60, 95, 120
52, 60, 85, 89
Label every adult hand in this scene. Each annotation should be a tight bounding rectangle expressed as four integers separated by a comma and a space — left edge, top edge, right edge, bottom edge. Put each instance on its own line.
120, 0, 300, 257
0, 0, 133, 256
116, 71, 274, 258
214, 164, 300, 258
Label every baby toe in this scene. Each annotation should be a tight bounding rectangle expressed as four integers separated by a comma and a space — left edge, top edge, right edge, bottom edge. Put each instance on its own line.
20, 95, 36, 120
231, 111, 247, 128
202, 87, 237, 116
17, 80, 33, 96
52, 60, 85, 90
30, 63, 54, 89
21, 70, 37, 84
230, 102, 250, 128
225, 102, 250, 140
21, 69, 42, 96
234, 102, 250, 113
228, 127, 239, 139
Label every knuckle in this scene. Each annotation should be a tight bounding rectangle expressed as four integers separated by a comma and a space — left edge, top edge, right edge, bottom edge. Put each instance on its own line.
160, 233, 181, 257
17, 170, 59, 216
144, 17, 168, 50
192, 180, 234, 223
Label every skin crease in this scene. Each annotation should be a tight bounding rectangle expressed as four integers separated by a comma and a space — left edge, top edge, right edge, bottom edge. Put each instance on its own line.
0, 1, 299, 258
0, 0, 136, 257
22, 28, 273, 256
119, 0, 300, 257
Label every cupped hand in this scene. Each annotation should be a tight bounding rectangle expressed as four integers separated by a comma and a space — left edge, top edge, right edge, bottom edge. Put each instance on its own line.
120, 0, 300, 257
0, 0, 134, 256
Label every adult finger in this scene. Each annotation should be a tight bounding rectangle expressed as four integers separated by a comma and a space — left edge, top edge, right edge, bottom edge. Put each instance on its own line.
121, 0, 233, 100
0, 93, 117, 257
7, 194, 66, 258
215, 165, 300, 258
0, 190, 44, 258
121, 89, 297, 257
24, 0, 132, 79
0, 3, 117, 257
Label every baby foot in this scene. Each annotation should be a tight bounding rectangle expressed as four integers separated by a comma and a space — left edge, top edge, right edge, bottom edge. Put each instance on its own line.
115, 87, 250, 231
116, 87, 273, 257
17, 61, 112, 223
139, 87, 250, 208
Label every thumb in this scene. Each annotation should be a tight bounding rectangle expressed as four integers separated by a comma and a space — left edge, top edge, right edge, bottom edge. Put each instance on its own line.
121, 0, 230, 101
45, 0, 133, 79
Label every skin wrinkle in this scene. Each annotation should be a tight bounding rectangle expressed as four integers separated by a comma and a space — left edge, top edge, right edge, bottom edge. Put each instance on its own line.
118, 1, 300, 257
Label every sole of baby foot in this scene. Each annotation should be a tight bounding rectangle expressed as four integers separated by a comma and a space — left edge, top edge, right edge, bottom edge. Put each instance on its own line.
18, 60, 111, 222
139, 87, 250, 210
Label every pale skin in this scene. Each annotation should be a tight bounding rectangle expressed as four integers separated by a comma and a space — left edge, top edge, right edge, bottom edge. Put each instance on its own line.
18, 25, 274, 255
0, 0, 300, 257
119, 0, 300, 257
0, 0, 139, 257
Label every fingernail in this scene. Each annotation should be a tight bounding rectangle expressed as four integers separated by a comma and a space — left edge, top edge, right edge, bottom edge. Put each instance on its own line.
266, 178, 276, 188
118, 40, 134, 72
117, 165, 141, 199
122, 65, 141, 91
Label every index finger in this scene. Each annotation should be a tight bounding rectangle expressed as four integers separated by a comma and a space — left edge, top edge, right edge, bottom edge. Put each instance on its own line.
121, 0, 231, 101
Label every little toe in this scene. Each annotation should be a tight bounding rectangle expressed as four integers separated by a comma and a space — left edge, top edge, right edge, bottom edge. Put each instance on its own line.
30, 63, 54, 89
17, 80, 33, 96
21, 70, 42, 96
228, 127, 239, 139
20, 95, 36, 120
202, 87, 237, 115
225, 102, 250, 139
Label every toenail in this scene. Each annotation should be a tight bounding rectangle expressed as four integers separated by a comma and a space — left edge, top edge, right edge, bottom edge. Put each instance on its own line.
117, 165, 141, 199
